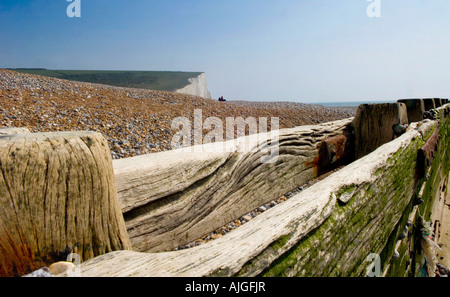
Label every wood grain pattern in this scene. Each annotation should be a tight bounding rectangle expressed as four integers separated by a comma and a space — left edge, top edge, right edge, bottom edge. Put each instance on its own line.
0, 127, 30, 135
114, 118, 354, 252
0, 131, 131, 277
73, 119, 433, 277
352, 103, 408, 160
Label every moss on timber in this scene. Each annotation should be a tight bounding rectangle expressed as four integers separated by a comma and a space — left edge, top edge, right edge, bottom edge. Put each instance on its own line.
235, 109, 449, 277
255, 128, 426, 277
384, 113, 449, 276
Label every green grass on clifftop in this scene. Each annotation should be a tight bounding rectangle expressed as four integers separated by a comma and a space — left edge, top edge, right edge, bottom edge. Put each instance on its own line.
9, 69, 202, 92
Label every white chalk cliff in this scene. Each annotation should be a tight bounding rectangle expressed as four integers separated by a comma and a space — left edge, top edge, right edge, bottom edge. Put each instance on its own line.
175, 73, 211, 99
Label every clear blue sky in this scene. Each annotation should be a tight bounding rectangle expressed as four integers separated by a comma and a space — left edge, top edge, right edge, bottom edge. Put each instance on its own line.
1, 0, 449, 103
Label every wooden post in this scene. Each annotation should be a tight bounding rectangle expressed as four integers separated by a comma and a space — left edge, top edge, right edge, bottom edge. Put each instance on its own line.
66, 117, 444, 277
352, 103, 408, 160
0, 131, 131, 277
423, 99, 436, 111
433, 98, 442, 108
398, 99, 425, 123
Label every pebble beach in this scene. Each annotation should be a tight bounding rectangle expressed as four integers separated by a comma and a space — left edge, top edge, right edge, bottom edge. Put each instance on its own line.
0, 69, 356, 159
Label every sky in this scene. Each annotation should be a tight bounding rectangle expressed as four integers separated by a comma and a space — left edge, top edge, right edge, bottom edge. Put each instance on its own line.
1, 0, 450, 103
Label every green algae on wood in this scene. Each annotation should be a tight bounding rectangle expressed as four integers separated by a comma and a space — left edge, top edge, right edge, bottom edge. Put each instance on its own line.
258, 129, 426, 277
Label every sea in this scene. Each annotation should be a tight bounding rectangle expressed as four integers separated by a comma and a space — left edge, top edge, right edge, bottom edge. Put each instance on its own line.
315, 100, 396, 107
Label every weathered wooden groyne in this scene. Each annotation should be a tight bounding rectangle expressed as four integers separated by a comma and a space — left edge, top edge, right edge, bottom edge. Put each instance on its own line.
0, 98, 448, 277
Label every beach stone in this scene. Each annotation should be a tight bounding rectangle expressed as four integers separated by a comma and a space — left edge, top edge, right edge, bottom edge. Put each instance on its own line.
210, 234, 223, 240
242, 215, 252, 222
49, 262, 76, 275
23, 267, 53, 278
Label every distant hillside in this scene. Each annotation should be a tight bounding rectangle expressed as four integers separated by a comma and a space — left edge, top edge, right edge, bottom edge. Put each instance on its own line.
9, 69, 203, 92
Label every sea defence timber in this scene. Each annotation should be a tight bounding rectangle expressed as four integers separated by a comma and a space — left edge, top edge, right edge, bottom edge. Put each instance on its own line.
0, 98, 449, 277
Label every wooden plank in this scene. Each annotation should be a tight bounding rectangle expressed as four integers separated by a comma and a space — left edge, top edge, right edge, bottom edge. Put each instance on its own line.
73, 121, 426, 277
113, 119, 354, 252
0, 127, 30, 135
